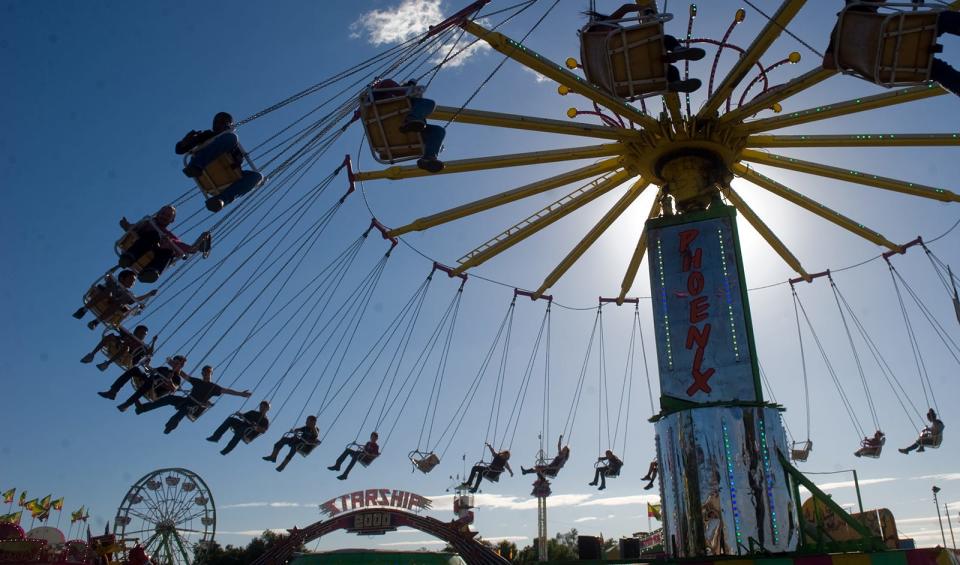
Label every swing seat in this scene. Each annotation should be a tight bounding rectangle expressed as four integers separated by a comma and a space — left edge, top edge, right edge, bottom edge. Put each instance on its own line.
481, 468, 504, 482
791, 440, 813, 462
182, 132, 260, 198
919, 432, 942, 448
100, 332, 148, 370
184, 397, 213, 422
857, 436, 885, 458
83, 282, 140, 329
410, 450, 440, 473
238, 414, 266, 444
833, 4, 943, 86
115, 219, 191, 275
359, 85, 426, 164
131, 372, 179, 402
595, 459, 623, 478
579, 14, 673, 101
357, 451, 379, 467
296, 437, 320, 456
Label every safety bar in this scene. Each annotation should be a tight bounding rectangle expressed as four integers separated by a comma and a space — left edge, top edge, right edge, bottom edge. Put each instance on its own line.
428, 0, 491, 39
789, 269, 830, 286
882, 236, 922, 260
514, 288, 553, 302
365, 218, 399, 250
599, 296, 639, 305
433, 261, 468, 283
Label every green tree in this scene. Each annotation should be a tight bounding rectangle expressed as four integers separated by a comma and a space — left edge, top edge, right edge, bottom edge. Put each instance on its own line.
194, 530, 305, 565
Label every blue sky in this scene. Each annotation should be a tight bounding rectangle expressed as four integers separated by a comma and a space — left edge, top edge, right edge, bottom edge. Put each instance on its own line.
2, 0, 959, 553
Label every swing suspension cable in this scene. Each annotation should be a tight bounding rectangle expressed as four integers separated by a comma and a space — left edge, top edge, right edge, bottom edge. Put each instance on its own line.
435, 300, 514, 460
256, 243, 391, 418
541, 305, 552, 456
921, 243, 957, 298
484, 300, 516, 458
598, 307, 611, 455
890, 263, 960, 363
420, 283, 466, 452
382, 284, 466, 447
791, 285, 812, 441
637, 306, 656, 417
561, 306, 602, 444
365, 273, 436, 434
832, 283, 926, 429
221, 235, 367, 397
610, 306, 638, 456
794, 290, 866, 440
498, 302, 551, 451
758, 362, 794, 444
829, 277, 880, 431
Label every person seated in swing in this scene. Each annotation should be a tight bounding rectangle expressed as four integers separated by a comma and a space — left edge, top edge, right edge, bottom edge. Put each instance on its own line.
521, 435, 570, 477
371, 78, 446, 173
81, 324, 154, 371
207, 400, 271, 455
73, 270, 156, 330
98, 354, 188, 411
822, 1, 960, 97
462, 443, 513, 493
137, 365, 251, 433
900, 409, 945, 454
589, 449, 623, 491
264, 415, 320, 472
328, 431, 380, 480
177, 112, 264, 212
118, 206, 211, 283
583, 1, 705, 94
854, 430, 885, 457
641, 459, 658, 490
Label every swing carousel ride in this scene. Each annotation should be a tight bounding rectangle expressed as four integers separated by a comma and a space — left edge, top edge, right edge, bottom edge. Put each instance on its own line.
61, 0, 960, 562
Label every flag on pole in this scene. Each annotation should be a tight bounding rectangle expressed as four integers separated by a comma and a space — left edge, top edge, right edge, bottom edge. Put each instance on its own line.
25, 499, 44, 518
2, 489, 14, 505
18, 492, 27, 507
647, 502, 662, 520
70, 507, 86, 524
39, 495, 52, 509
0, 511, 22, 524
51, 498, 64, 512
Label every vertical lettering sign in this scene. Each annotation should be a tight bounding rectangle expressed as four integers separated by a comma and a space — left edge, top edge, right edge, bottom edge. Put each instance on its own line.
647, 213, 757, 403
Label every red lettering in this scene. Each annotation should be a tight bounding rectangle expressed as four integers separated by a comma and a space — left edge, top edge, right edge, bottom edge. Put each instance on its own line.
350, 491, 364, 509
379, 489, 391, 506
689, 296, 709, 323
365, 489, 378, 507
320, 499, 340, 516
679, 229, 700, 253
390, 490, 404, 507
682, 248, 703, 272
687, 347, 716, 395
685, 323, 712, 350
340, 495, 350, 512
687, 271, 705, 295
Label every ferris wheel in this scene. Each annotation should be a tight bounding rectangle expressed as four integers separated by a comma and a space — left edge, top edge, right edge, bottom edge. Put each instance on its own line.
114, 468, 215, 565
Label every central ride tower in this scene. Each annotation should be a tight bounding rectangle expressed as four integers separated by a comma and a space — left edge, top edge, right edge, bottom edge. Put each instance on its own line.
645, 152, 800, 557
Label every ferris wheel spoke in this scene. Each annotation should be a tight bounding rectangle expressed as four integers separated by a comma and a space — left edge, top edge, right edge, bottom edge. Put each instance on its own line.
733, 162, 900, 251
747, 133, 960, 148
698, 0, 806, 119
174, 509, 208, 526
618, 195, 663, 302
455, 169, 634, 272
430, 106, 635, 141
125, 508, 159, 524
738, 83, 946, 134
171, 530, 193, 563
387, 159, 623, 237
355, 143, 626, 181
740, 149, 959, 202
534, 179, 650, 297
721, 67, 835, 124
721, 184, 810, 280
457, 19, 660, 131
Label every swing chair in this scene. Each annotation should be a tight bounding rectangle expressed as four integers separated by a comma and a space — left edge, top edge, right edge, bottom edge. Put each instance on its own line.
409, 450, 440, 473
359, 84, 428, 164
855, 433, 886, 458
281, 428, 321, 457
578, 13, 674, 100
791, 440, 813, 462
183, 396, 214, 423
114, 216, 211, 279
82, 274, 145, 329
238, 412, 268, 444
97, 328, 152, 371
130, 361, 184, 402
831, 2, 945, 87
344, 441, 380, 467
182, 131, 262, 201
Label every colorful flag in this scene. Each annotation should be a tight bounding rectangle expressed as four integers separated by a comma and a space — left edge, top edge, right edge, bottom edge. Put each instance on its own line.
18, 492, 27, 507
647, 502, 662, 520
0, 511, 22, 524
24, 499, 43, 518
70, 507, 85, 524
39, 495, 52, 510
51, 498, 64, 512
2, 489, 14, 504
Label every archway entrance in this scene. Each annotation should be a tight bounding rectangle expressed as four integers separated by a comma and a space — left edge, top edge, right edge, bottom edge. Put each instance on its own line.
252, 508, 509, 565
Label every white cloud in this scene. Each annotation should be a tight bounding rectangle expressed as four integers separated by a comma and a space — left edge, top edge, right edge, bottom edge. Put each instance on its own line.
521, 66, 551, 84
217, 529, 289, 537
574, 516, 598, 523
579, 494, 660, 507
379, 539, 447, 547
916, 473, 960, 482
798, 477, 897, 495
350, 0, 489, 67
897, 516, 944, 524
484, 536, 529, 543
220, 501, 315, 509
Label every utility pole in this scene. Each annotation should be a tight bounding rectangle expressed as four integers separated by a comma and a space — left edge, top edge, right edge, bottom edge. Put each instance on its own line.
933, 486, 946, 547
945, 503, 956, 550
